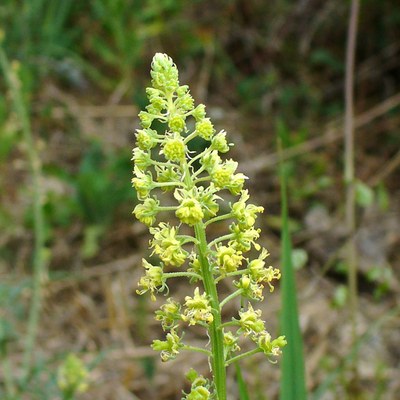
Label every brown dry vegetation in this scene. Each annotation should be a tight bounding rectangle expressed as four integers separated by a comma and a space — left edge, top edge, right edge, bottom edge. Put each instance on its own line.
1, 1, 400, 399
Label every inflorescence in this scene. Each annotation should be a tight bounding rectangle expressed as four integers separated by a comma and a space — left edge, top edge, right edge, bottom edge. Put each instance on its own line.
132, 53, 286, 399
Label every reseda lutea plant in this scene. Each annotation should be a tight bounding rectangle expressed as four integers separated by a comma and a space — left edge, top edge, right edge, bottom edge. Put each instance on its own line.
132, 53, 286, 399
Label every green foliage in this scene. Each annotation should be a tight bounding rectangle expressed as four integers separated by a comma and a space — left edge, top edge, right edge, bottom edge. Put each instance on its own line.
279, 139, 307, 400
76, 142, 134, 225
235, 362, 250, 400
355, 180, 374, 208
0, 0, 80, 84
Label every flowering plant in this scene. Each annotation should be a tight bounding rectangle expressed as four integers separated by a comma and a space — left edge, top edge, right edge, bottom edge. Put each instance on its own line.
132, 53, 286, 399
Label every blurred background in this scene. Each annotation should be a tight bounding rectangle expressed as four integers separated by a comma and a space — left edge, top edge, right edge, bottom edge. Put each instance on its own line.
0, 1, 399, 399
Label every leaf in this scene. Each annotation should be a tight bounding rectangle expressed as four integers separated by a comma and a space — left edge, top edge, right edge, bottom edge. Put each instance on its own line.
355, 180, 374, 208
278, 138, 307, 400
235, 362, 250, 400
291, 249, 308, 271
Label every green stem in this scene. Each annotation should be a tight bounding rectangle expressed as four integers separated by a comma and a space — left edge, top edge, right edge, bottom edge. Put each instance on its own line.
157, 205, 178, 212
181, 160, 226, 399
153, 181, 185, 188
184, 130, 198, 144
182, 345, 212, 357
188, 147, 211, 166
192, 164, 207, 178
226, 348, 263, 366
194, 223, 226, 400
215, 269, 247, 284
205, 213, 233, 228
163, 271, 202, 280
178, 235, 199, 245
194, 176, 212, 185
219, 321, 239, 330
0, 45, 46, 381
209, 234, 234, 249
220, 289, 243, 310
2, 355, 16, 397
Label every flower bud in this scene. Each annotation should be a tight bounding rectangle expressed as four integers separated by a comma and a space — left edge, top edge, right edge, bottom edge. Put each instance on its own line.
162, 137, 186, 162
177, 93, 195, 112
168, 114, 186, 133
176, 197, 204, 226
136, 129, 158, 150
133, 197, 159, 226
139, 111, 153, 128
131, 167, 153, 200
132, 148, 152, 170
211, 130, 230, 153
195, 118, 215, 140
192, 104, 206, 121
150, 53, 179, 93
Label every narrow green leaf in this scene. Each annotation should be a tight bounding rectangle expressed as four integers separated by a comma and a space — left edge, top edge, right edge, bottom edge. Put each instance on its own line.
278, 138, 307, 400
235, 362, 250, 400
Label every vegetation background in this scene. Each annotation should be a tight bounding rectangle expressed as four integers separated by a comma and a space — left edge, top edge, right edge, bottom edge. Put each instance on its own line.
1, 1, 399, 399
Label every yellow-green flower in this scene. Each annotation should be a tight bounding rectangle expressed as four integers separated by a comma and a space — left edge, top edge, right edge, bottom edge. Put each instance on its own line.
136, 259, 166, 301
223, 330, 240, 356
216, 245, 243, 275
133, 197, 159, 226
174, 190, 205, 226
132, 147, 152, 170
237, 303, 265, 336
248, 248, 281, 291
175, 85, 194, 112
235, 274, 264, 301
136, 128, 158, 150
162, 136, 186, 162
138, 111, 153, 128
168, 114, 186, 133
232, 190, 264, 229
195, 118, 215, 140
211, 130, 230, 153
150, 223, 188, 267
186, 385, 211, 400
57, 354, 89, 395
155, 298, 182, 330
150, 53, 179, 93
256, 332, 287, 357
192, 104, 206, 121
182, 287, 213, 326
131, 167, 153, 200
229, 223, 261, 252
152, 329, 182, 361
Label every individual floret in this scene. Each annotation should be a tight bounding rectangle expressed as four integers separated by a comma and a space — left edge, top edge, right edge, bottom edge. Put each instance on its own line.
150, 223, 189, 267
136, 259, 167, 301
182, 288, 214, 326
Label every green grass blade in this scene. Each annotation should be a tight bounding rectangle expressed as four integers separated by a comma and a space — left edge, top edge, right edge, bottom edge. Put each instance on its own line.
279, 139, 307, 400
235, 362, 250, 400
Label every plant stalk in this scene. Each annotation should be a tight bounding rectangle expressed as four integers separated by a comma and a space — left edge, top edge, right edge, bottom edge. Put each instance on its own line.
344, 0, 360, 386
0, 45, 46, 381
182, 161, 226, 399
194, 223, 226, 399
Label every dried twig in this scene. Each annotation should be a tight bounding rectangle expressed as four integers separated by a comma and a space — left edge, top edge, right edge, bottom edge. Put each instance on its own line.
241, 91, 400, 176
344, 0, 360, 388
